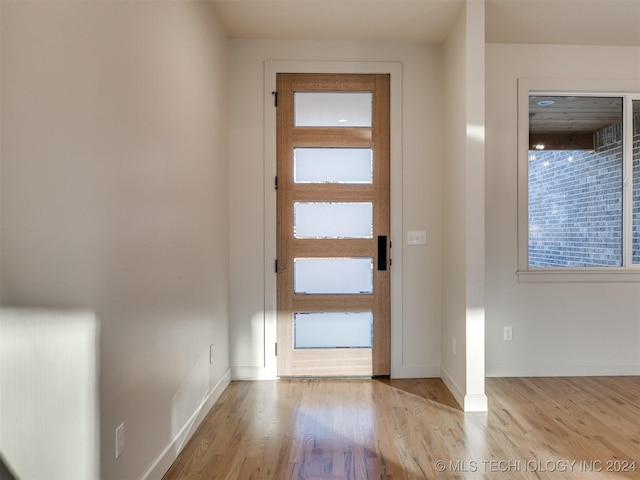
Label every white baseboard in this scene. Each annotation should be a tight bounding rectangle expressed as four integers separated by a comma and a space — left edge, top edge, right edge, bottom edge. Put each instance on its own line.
139, 368, 231, 480
463, 393, 488, 412
486, 363, 640, 377
439, 367, 488, 412
391, 364, 441, 379
231, 365, 277, 380
439, 366, 464, 409
233, 364, 441, 380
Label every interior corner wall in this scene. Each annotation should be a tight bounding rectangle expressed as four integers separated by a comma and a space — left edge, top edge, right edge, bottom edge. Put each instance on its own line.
229, 39, 444, 379
441, 6, 469, 403
0, 2, 231, 479
485, 43, 640, 376
462, 0, 486, 412
440, 0, 487, 411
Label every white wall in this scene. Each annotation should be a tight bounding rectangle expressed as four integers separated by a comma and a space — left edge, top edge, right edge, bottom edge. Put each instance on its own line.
0, 309, 99, 480
441, 0, 487, 411
229, 39, 443, 379
0, 2, 230, 479
485, 43, 640, 376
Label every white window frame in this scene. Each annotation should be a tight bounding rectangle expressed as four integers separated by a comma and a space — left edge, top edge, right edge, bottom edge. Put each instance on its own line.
517, 78, 640, 283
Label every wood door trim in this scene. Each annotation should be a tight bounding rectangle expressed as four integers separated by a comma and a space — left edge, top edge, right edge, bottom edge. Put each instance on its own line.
371, 74, 391, 376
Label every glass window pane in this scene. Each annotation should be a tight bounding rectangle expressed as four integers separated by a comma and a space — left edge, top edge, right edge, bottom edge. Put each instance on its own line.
294, 312, 373, 349
528, 96, 623, 267
294, 202, 372, 239
294, 148, 373, 184
294, 258, 373, 294
633, 100, 640, 264
294, 92, 372, 127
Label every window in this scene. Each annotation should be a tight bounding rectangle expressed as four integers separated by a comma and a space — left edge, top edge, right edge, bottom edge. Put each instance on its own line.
518, 79, 640, 281
528, 96, 624, 267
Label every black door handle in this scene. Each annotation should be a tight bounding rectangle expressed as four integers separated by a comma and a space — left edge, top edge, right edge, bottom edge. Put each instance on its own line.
377, 235, 387, 271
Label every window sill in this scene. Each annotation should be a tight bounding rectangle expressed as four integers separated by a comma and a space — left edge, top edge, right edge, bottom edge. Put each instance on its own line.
517, 269, 640, 283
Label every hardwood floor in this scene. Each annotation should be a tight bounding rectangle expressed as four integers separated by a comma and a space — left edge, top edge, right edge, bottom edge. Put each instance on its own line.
162, 377, 640, 479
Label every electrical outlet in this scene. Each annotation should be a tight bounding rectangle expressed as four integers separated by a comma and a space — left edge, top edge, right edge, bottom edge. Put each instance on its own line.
452, 337, 456, 354
504, 326, 513, 341
209, 344, 214, 364
115, 423, 125, 459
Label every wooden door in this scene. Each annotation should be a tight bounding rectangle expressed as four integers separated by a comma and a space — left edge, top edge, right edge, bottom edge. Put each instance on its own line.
276, 73, 390, 377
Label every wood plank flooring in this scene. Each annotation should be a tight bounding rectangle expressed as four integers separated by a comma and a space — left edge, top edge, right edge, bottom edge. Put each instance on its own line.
162, 377, 640, 479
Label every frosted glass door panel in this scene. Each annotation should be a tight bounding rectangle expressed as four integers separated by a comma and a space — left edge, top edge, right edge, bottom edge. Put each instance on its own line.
294, 148, 373, 184
294, 258, 373, 294
294, 202, 373, 239
633, 100, 640, 264
294, 312, 373, 349
295, 92, 372, 127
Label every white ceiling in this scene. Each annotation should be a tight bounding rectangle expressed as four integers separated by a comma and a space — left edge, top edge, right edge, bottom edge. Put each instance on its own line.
211, 0, 640, 46
486, 0, 640, 46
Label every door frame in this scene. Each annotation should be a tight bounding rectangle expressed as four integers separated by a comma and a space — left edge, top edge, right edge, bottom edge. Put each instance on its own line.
263, 61, 403, 378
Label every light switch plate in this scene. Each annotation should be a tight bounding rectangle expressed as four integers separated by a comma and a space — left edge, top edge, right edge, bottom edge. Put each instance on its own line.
115, 423, 125, 459
504, 326, 513, 341
407, 230, 427, 245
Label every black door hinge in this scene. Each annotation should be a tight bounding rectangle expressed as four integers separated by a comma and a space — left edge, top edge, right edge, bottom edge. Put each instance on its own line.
275, 259, 278, 273
275, 176, 278, 190
272, 91, 278, 107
